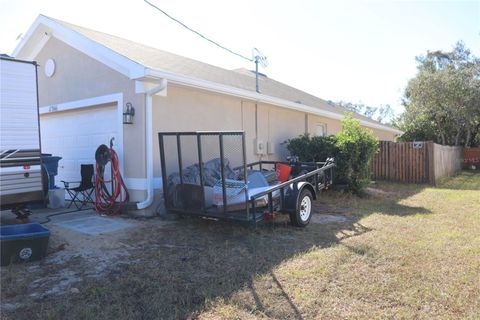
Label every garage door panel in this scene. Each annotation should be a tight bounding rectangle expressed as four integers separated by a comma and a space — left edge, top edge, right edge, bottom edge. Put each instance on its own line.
74, 147, 95, 159
60, 136, 72, 148
62, 159, 75, 173
40, 104, 118, 186
92, 133, 116, 146
76, 135, 91, 147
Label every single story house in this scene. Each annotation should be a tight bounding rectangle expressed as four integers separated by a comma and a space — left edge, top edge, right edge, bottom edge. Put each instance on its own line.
13, 15, 402, 214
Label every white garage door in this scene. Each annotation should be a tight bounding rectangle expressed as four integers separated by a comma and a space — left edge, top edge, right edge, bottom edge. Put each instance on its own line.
40, 104, 119, 185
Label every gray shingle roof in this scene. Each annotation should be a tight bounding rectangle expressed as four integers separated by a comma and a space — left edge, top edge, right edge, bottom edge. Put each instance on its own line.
49, 16, 396, 130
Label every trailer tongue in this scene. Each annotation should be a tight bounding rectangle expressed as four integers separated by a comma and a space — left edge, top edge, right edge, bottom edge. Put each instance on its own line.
158, 131, 334, 226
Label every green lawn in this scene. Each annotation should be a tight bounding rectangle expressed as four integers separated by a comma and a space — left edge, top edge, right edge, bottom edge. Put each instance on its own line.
3, 171, 480, 319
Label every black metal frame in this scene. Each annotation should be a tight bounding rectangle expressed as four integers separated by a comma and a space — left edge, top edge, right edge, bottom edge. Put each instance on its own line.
158, 131, 334, 225
63, 183, 95, 210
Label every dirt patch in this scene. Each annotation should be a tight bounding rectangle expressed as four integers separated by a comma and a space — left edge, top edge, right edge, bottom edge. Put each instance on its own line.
365, 187, 397, 197
0, 216, 173, 312
311, 214, 348, 224
3, 175, 478, 319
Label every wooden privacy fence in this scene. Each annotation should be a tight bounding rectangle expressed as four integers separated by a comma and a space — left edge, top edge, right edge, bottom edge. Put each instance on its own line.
371, 141, 463, 185
463, 148, 480, 167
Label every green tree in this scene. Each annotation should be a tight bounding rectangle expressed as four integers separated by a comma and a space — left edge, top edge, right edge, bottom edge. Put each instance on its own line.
398, 42, 480, 146
335, 101, 395, 124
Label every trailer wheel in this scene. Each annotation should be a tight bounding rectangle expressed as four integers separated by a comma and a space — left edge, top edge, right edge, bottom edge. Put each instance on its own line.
41, 165, 49, 197
290, 189, 313, 227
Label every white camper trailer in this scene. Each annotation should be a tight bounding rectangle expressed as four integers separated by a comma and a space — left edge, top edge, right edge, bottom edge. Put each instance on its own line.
0, 56, 45, 217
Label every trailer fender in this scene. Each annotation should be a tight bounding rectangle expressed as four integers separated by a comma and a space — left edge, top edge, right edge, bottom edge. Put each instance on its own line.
282, 182, 316, 213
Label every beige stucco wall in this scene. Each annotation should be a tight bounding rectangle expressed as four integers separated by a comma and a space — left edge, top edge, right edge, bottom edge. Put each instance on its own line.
258, 103, 306, 160
307, 114, 397, 141
307, 114, 342, 136
33, 37, 398, 211
34, 37, 146, 183
370, 128, 397, 141
151, 87, 310, 176
151, 86, 398, 182
152, 86, 243, 176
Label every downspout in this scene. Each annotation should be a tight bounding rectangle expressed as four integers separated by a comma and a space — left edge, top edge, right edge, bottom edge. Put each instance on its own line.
136, 80, 167, 210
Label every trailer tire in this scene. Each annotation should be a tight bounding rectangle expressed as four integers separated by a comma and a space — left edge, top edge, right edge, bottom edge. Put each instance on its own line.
290, 189, 313, 227
41, 165, 49, 197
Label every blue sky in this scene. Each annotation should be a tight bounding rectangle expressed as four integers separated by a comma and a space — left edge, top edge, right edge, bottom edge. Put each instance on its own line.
1, 0, 479, 116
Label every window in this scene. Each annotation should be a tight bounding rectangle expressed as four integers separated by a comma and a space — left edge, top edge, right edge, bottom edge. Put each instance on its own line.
316, 123, 326, 137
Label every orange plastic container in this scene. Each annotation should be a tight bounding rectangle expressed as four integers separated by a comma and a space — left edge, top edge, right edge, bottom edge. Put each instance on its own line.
276, 163, 292, 182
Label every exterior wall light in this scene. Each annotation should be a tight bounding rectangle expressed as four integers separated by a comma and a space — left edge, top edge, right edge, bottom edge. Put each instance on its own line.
123, 102, 135, 124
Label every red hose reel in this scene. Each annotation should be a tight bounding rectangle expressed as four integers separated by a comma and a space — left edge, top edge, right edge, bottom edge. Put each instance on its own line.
94, 141, 129, 214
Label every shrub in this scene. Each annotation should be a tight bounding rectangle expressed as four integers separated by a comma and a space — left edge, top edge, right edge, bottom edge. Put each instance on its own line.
286, 114, 379, 194
335, 114, 379, 193
286, 134, 337, 162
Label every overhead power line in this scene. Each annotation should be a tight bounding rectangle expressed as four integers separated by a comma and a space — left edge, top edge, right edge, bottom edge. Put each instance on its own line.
143, 0, 253, 62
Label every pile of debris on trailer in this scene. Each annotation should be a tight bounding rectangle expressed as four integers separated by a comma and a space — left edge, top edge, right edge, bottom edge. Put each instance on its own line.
167, 157, 281, 211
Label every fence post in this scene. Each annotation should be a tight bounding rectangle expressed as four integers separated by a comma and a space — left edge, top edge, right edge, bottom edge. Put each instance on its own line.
427, 141, 435, 185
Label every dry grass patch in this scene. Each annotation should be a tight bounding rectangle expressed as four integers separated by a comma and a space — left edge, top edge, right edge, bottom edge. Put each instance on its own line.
1, 171, 479, 319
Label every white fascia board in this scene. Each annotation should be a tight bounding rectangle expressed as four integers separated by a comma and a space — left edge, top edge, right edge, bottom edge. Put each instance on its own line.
135, 79, 168, 96
12, 16, 44, 58
145, 68, 403, 135
25, 32, 51, 61
13, 15, 146, 79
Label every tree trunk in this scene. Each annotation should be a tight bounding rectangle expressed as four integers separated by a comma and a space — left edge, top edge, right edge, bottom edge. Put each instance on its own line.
440, 132, 446, 145
465, 126, 471, 147
454, 129, 462, 146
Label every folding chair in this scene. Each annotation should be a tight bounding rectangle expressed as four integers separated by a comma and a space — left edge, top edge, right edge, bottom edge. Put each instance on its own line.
61, 164, 95, 210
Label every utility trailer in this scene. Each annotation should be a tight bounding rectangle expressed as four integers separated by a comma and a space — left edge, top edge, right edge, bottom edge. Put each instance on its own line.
158, 131, 334, 226
0, 56, 46, 218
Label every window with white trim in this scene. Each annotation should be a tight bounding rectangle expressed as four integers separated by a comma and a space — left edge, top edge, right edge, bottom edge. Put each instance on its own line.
316, 123, 326, 137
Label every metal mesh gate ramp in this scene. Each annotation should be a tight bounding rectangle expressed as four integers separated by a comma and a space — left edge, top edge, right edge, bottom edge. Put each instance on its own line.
158, 131, 264, 224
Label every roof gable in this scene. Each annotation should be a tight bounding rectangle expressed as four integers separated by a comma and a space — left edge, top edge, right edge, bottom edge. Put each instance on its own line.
13, 15, 402, 135
13, 15, 145, 79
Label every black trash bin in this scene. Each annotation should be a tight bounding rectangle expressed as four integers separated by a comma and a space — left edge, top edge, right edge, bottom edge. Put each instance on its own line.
41, 154, 62, 189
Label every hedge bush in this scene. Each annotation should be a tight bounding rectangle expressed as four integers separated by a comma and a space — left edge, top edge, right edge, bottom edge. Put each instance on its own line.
285, 134, 337, 163
286, 114, 379, 194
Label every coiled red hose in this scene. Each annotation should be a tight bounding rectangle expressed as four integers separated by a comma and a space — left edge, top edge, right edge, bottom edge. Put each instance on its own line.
94, 146, 129, 214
